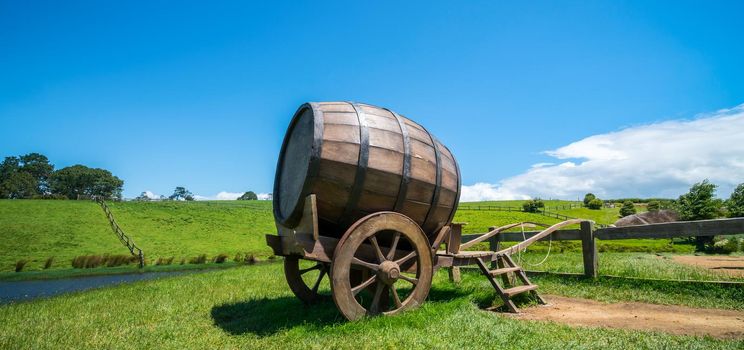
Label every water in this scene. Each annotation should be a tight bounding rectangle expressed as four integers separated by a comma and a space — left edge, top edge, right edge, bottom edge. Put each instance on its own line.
0, 270, 194, 304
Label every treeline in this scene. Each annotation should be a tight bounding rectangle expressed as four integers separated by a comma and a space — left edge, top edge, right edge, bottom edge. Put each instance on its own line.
0, 153, 123, 200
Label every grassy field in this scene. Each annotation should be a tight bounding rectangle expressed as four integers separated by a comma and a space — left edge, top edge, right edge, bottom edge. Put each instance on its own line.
0, 199, 696, 273
1, 262, 742, 349
0, 200, 276, 272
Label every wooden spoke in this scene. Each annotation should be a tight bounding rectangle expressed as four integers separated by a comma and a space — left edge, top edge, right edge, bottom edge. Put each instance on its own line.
386, 232, 401, 260
351, 276, 377, 296
311, 269, 327, 294
331, 212, 433, 321
399, 273, 418, 285
299, 264, 322, 275
368, 236, 386, 262
390, 286, 403, 308
395, 251, 417, 266
352, 257, 379, 271
284, 256, 329, 304
369, 282, 386, 314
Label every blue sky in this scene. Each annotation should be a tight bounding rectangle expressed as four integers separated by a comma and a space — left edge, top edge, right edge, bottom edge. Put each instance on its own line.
1, 1, 743, 200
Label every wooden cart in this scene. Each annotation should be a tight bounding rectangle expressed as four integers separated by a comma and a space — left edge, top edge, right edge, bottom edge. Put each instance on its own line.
266, 194, 582, 320
266, 101, 583, 320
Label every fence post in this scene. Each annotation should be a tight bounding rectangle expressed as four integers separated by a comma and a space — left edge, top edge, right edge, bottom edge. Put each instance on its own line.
488, 226, 500, 269
580, 220, 598, 278
447, 224, 463, 283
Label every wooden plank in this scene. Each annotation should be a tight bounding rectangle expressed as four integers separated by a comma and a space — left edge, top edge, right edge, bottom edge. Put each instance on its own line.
596, 217, 744, 240
581, 221, 598, 278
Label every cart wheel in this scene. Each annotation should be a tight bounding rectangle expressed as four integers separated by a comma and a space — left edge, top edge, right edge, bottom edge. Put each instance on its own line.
284, 256, 330, 303
331, 212, 433, 320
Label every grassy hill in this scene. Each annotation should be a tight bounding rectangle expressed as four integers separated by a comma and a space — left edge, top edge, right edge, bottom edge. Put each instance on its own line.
0, 199, 687, 273
0, 200, 276, 272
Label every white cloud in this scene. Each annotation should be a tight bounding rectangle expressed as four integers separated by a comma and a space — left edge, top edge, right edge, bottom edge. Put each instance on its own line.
216, 191, 243, 200
143, 190, 160, 199
461, 103, 744, 202
192, 191, 273, 200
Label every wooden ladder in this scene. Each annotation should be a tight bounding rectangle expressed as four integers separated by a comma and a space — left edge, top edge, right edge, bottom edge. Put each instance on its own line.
475, 254, 545, 313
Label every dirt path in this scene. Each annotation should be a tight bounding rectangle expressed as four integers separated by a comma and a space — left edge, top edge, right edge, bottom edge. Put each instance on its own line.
671, 255, 744, 277
509, 295, 744, 339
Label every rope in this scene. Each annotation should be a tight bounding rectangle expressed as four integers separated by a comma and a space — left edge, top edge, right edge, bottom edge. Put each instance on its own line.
517, 222, 553, 267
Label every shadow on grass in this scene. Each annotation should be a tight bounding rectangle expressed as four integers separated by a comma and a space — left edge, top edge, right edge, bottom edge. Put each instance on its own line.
211, 286, 470, 336
211, 296, 340, 336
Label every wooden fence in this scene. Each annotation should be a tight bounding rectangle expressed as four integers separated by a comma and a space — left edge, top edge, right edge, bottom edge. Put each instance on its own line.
461, 217, 744, 278
93, 196, 145, 267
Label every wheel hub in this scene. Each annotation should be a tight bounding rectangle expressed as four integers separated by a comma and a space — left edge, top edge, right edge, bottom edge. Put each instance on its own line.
377, 260, 400, 285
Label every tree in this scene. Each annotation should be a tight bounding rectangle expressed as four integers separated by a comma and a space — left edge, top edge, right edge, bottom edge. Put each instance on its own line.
619, 201, 636, 217
0, 172, 37, 199
135, 192, 151, 201
238, 191, 258, 200
727, 183, 744, 218
647, 201, 661, 212
587, 198, 603, 210
49, 165, 124, 200
19, 153, 54, 194
676, 180, 720, 250
170, 187, 194, 201
522, 198, 544, 213
583, 193, 596, 207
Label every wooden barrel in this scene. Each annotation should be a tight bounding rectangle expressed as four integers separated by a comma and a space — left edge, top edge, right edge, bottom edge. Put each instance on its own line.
273, 102, 461, 238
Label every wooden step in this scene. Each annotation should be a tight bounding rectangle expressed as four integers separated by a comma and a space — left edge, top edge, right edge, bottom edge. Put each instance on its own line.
502, 284, 538, 297
488, 266, 521, 276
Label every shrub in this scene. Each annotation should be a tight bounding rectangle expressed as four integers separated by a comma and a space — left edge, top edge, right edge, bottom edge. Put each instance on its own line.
244, 254, 257, 265
155, 257, 175, 265
583, 193, 596, 207
179, 258, 186, 265
72, 255, 104, 269
213, 253, 229, 264
102, 254, 136, 267
267, 255, 276, 261
233, 253, 243, 263
15, 260, 28, 272
713, 238, 740, 254
587, 198, 603, 210
188, 254, 207, 264
619, 201, 636, 217
522, 198, 545, 213
647, 201, 661, 212
43, 256, 54, 269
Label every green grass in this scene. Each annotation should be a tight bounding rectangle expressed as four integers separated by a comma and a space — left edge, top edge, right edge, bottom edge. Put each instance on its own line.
0, 200, 128, 272
1, 262, 741, 349
0, 200, 276, 272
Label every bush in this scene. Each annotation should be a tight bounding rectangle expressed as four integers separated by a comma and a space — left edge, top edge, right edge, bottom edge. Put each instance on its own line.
713, 238, 740, 254
587, 198, 603, 210
233, 253, 243, 263
647, 201, 661, 212
155, 257, 175, 265
72, 255, 103, 269
188, 254, 207, 264
15, 260, 28, 272
244, 254, 257, 265
522, 198, 545, 213
619, 201, 637, 217
213, 253, 229, 264
43, 256, 54, 269
179, 258, 186, 265
102, 254, 136, 267
267, 255, 276, 261
583, 193, 596, 207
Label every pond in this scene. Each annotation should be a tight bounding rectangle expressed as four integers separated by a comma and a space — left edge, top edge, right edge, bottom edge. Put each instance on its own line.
0, 270, 195, 304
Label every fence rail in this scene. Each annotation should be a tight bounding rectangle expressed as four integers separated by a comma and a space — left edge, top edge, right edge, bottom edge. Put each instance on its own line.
460, 217, 744, 278
93, 196, 145, 267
